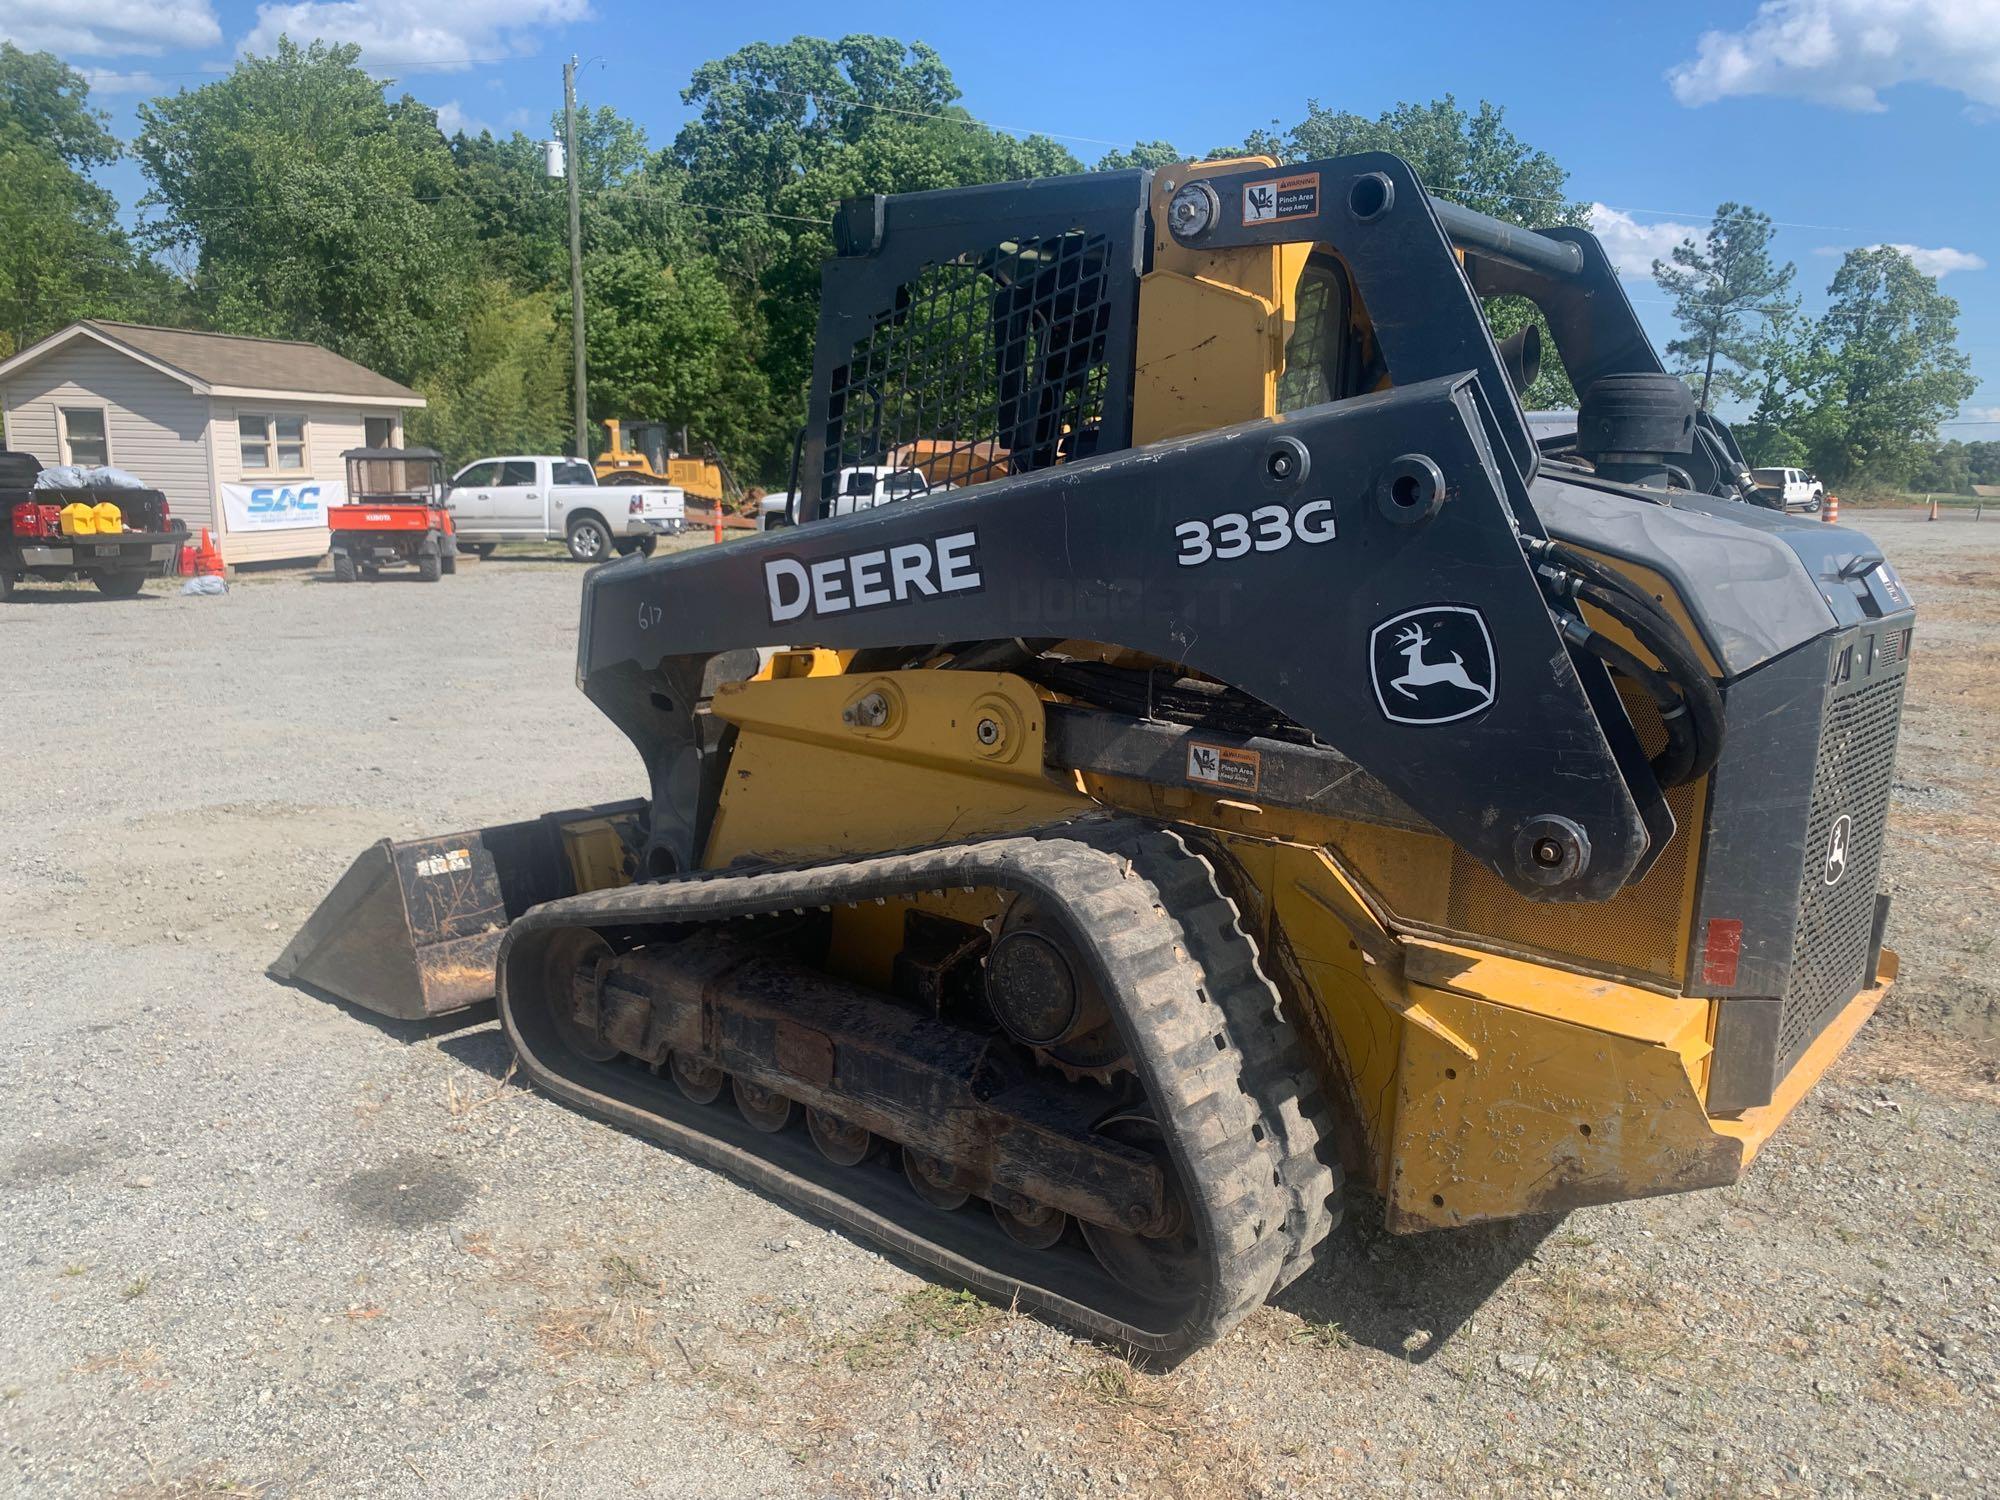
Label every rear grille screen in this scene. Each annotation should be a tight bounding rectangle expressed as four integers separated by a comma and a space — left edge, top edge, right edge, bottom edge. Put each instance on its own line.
822, 231, 1115, 501
1775, 666, 1906, 1073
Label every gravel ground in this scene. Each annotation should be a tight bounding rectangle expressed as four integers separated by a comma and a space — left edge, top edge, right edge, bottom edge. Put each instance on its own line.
1, 517, 1995, 1500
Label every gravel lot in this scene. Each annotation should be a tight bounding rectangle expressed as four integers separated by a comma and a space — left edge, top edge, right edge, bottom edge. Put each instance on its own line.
2, 516, 1996, 1500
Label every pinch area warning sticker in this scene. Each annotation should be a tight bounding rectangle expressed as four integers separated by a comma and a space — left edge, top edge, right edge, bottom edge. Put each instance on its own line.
1186, 742, 1261, 793
1242, 172, 1320, 225
414, 848, 472, 878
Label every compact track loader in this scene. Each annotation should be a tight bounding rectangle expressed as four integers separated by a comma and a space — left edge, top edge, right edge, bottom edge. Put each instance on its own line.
275, 154, 1913, 1355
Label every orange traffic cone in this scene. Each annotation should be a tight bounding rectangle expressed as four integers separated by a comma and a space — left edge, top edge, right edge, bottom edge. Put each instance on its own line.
1927, 495, 1940, 521
196, 528, 225, 576
1823, 494, 1839, 524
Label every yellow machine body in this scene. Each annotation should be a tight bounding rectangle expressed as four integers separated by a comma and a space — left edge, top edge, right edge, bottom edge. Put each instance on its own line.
676, 183, 1895, 1231
700, 647, 1889, 1233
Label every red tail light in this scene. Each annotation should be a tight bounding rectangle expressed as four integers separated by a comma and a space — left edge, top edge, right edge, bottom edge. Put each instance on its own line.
628, 497, 644, 515
10, 502, 57, 538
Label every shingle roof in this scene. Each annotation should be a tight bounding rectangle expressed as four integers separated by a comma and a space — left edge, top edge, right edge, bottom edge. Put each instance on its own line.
9, 321, 422, 403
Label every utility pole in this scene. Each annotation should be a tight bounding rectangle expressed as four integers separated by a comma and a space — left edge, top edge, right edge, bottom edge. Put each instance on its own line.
563, 56, 588, 460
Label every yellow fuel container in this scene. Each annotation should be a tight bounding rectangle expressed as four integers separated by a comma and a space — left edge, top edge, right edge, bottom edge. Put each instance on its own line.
93, 501, 123, 534
59, 502, 97, 536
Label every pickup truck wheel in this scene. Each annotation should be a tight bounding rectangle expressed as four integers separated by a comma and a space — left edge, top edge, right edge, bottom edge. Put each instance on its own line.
566, 515, 611, 563
0, 569, 16, 601
92, 571, 146, 598
331, 549, 357, 583
464, 542, 496, 558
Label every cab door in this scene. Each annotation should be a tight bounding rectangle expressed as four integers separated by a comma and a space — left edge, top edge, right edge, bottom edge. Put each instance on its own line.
490, 460, 546, 532
446, 461, 504, 533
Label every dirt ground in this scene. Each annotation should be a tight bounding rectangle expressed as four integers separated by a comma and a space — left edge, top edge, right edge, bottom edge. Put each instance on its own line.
2, 515, 1995, 1499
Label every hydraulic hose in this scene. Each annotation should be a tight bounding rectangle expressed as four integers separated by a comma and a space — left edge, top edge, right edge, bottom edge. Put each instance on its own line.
1530, 540, 1726, 787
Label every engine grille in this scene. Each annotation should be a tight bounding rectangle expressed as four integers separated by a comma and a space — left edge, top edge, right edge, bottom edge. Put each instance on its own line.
1774, 662, 1907, 1075
821, 230, 1116, 502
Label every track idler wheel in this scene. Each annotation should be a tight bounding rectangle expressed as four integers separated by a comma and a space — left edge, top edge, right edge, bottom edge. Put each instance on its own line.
806, 1108, 875, 1166
1078, 1113, 1199, 1304
543, 930, 619, 1063
733, 1079, 795, 1134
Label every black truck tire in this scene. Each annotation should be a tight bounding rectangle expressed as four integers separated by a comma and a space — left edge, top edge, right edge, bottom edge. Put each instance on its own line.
418, 548, 442, 583
331, 548, 357, 583
566, 514, 611, 564
92, 571, 147, 598
0, 568, 16, 601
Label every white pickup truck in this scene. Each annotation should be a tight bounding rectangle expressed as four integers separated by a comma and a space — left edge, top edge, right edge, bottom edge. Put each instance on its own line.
758, 464, 940, 529
446, 455, 685, 562
1748, 466, 1825, 514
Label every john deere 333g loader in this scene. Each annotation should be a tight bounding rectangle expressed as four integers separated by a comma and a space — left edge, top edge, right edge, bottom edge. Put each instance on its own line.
275, 154, 1913, 1355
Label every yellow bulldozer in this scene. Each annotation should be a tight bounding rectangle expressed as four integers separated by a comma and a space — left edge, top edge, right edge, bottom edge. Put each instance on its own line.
274, 155, 1910, 1356
596, 419, 753, 529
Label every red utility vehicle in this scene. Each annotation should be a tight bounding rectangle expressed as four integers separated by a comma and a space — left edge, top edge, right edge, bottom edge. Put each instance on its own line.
329, 447, 457, 583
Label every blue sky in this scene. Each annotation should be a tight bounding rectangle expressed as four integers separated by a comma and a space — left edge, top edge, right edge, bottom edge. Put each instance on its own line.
14, 0, 1999, 432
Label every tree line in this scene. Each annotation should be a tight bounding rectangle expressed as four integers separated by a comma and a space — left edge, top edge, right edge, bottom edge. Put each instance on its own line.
0, 35, 1980, 489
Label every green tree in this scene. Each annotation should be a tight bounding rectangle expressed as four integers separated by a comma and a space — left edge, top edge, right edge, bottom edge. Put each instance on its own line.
406, 281, 570, 464
134, 38, 477, 385
1654, 203, 1795, 411
0, 47, 172, 353
1808, 248, 1977, 484
0, 42, 119, 169
671, 35, 1080, 474
1095, 140, 1181, 171
1743, 248, 1977, 484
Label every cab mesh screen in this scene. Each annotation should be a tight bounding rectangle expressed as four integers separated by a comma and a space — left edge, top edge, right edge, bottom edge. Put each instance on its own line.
821, 230, 1114, 501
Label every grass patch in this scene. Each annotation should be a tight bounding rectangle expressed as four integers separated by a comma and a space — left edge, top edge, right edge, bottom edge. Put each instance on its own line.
824, 1285, 1006, 1371
600, 1251, 663, 1300
533, 1302, 666, 1369
442, 1059, 517, 1120
121, 1273, 153, 1302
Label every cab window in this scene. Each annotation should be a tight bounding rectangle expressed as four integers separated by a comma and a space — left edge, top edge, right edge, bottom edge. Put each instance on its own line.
552, 459, 594, 486
498, 460, 538, 486
1277, 258, 1356, 413
453, 461, 500, 488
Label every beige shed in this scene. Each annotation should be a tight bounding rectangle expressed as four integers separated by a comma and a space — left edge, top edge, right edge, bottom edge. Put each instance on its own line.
0, 321, 425, 566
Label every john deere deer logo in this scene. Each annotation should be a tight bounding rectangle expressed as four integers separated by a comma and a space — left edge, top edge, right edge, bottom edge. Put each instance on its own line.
1824, 813, 1852, 886
1370, 605, 1497, 725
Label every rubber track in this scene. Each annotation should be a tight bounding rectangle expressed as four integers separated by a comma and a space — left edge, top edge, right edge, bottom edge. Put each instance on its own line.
496, 818, 1339, 1354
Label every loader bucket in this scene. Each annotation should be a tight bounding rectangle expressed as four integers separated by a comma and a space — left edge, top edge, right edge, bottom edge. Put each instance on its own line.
270, 800, 646, 1020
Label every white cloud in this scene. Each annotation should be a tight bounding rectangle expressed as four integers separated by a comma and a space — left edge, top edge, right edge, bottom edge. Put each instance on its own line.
1589, 203, 1709, 278
0, 0, 219, 56
240, 0, 588, 71
1885, 243, 1987, 276
1669, 0, 2000, 111
433, 100, 487, 136
1813, 242, 1988, 276
1959, 405, 2000, 423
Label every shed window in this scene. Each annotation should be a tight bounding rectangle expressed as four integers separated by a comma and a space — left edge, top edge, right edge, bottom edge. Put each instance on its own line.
60, 407, 109, 467
239, 413, 307, 472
